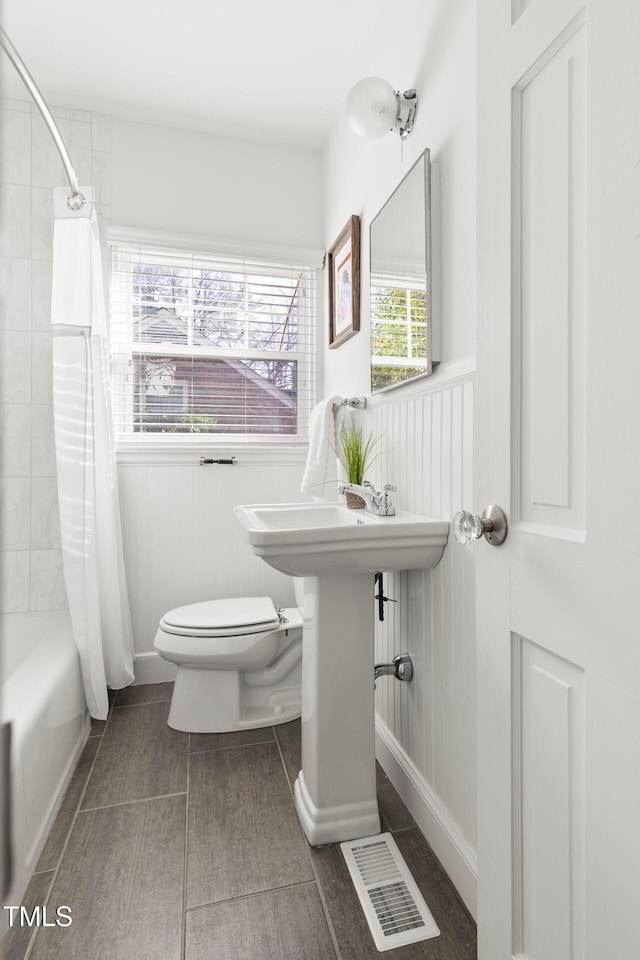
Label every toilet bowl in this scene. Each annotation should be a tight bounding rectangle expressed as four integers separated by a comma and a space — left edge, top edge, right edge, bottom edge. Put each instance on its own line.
154, 585, 303, 733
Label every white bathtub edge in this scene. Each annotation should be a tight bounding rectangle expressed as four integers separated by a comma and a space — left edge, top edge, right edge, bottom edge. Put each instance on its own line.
31, 709, 91, 860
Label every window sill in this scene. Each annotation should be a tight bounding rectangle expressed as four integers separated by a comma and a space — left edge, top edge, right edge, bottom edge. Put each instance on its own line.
116, 437, 309, 466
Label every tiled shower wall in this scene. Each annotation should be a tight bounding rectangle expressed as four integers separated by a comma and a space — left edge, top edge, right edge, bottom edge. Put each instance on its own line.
0, 96, 111, 612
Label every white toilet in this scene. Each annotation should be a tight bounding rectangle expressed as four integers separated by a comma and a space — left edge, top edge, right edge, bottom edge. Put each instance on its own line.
154, 581, 304, 733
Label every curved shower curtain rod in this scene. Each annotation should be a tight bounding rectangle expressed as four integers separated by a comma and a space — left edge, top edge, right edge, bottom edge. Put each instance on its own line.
0, 25, 85, 210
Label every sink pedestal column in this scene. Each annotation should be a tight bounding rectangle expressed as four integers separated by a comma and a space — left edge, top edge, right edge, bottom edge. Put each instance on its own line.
294, 573, 381, 845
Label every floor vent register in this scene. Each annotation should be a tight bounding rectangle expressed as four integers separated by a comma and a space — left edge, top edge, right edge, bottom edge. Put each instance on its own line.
340, 832, 440, 952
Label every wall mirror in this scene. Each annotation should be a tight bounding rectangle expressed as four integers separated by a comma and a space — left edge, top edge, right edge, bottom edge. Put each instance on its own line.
370, 148, 432, 393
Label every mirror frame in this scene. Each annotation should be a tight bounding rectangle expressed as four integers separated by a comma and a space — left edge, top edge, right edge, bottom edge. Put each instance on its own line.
369, 148, 432, 394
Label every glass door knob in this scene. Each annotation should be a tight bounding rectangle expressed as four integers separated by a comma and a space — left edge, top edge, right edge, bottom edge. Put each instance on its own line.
453, 505, 508, 546
453, 511, 484, 544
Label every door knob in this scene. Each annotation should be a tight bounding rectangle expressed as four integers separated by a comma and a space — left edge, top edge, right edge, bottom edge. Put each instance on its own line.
453, 505, 508, 546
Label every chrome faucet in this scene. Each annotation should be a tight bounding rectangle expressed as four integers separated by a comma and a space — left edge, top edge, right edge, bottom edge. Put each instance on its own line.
337, 480, 397, 516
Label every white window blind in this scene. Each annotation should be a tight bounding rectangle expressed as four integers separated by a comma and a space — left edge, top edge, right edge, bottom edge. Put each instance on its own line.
110, 243, 316, 441
370, 272, 428, 392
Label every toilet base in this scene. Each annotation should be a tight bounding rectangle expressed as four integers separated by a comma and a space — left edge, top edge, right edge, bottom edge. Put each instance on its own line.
167, 664, 301, 733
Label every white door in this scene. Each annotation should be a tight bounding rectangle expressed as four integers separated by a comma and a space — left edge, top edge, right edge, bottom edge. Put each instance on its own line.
476, 0, 640, 958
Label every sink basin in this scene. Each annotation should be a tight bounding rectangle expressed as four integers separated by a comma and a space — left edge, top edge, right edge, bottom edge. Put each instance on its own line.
234, 501, 449, 576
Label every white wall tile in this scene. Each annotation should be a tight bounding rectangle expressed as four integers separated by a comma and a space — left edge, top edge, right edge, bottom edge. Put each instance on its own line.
0, 404, 31, 477
1, 97, 110, 613
30, 548, 67, 610
68, 120, 92, 186
0, 98, 31, 114
0, 257, 31, 330
30, 477, 61, 549
31, 114, 71, 189
31, 259, 52, 331
31, 187, 53, 260
91, 113, 112, 153
0, 331, 31, 403
0, 184, 31, 259
91, 150, 111, 207
0, 477, 30, 549
30, 404, 57, 477
30, 332, 53, 405
0, 108, 31, 185
49, 105, 90, 123
0, 550, 30, 612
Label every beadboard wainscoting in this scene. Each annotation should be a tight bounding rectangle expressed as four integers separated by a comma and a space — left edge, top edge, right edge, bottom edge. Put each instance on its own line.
116, 447, 307, 682
368, 366, 477, 916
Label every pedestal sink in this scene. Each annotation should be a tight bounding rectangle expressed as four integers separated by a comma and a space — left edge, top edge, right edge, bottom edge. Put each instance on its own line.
235, 500, 449, 845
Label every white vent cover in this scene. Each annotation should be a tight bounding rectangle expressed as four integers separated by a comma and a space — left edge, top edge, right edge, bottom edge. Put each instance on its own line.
340, 833, 440, 952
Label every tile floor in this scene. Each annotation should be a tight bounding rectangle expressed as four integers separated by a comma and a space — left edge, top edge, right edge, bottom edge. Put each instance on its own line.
6, 683, 476, 960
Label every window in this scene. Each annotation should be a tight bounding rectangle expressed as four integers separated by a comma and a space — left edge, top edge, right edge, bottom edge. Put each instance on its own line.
370, 273, 427, 392
110, 242, 317, 441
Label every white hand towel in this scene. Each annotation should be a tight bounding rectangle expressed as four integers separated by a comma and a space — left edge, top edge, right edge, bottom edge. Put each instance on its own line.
301, 396, 343, 497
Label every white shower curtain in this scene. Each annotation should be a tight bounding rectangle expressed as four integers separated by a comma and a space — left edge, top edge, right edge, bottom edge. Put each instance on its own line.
51, 188, 134, 719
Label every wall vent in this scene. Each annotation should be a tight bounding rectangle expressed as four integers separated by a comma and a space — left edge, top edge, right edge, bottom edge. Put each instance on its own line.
340, 832, 440, 951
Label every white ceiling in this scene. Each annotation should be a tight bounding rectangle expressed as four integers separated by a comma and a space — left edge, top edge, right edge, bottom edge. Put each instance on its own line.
2, 0, 390, 147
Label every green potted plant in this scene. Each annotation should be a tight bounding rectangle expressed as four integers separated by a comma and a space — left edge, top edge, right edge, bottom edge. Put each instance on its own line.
335, 426, 377, 509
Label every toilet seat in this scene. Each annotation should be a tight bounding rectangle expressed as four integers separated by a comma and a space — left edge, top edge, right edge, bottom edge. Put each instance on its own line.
159, 596, 279, 638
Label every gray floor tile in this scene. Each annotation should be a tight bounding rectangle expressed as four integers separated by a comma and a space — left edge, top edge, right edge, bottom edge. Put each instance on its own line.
310, 828, 476, 959
274, 718, 301, 787
187, 741, 312, 908
189, 726, 275, 755
3, 870, 54, 960
185, 883, 337, 960
114, 681, 174, 707
89, 688, 118, 737
395, 830, 476, 957
81, 701, 188, 809
377, 780, 417, 833
376, 759, 390, 785
36, 737, 99, 872
29, 796, 186, 960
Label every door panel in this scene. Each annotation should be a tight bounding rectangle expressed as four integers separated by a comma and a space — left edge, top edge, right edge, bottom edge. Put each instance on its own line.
476, 0, 640, 957
512, 636, 585, 960
512, 18, 587, 537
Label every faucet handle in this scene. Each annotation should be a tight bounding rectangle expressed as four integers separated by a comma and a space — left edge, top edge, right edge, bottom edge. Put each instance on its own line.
380, 483, 396, 516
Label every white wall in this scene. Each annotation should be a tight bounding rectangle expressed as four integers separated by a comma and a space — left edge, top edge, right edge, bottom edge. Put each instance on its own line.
111, 119, 323, 248
109, 120, 324, 664
118, 448, 308, 670
321, 0, 478, 913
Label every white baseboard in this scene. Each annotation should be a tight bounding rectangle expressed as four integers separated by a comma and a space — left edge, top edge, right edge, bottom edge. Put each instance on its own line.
375, 716, 477, 920
132, 651, 177, 685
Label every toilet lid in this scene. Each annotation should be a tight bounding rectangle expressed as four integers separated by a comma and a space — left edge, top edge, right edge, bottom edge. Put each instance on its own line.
160, 596, 279, 637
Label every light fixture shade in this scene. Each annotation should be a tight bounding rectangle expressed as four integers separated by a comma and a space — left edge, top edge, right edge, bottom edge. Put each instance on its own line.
346, 76, 399, 139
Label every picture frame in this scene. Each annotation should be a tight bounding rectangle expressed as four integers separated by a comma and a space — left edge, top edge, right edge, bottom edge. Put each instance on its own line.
328, 215, 360, 348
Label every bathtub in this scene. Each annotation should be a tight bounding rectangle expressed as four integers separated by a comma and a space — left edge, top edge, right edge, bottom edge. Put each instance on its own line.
1, 610, 89, 923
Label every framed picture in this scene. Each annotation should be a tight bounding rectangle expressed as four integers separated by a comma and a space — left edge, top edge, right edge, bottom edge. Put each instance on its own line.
328, 215, 360, 348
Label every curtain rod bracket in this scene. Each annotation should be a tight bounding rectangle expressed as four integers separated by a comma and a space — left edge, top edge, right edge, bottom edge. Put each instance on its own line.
67, 192, 86, 212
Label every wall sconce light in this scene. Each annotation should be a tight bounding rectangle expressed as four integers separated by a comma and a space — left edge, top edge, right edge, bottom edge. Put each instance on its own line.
346, 77, 418, 140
